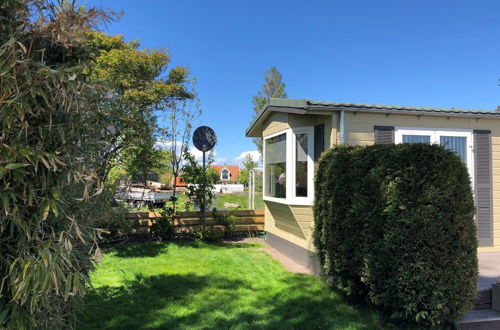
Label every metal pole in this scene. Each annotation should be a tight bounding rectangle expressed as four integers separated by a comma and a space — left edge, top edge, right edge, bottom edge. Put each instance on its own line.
252, 170, 255, 209
201, 150, 206, 226
251, 170, 254, 209
248, 171, 251, 209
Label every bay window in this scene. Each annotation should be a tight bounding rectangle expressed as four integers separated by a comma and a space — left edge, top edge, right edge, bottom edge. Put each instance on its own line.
264, 127, 314, 205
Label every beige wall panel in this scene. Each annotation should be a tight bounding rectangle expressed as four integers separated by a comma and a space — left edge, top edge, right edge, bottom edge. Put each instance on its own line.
349, 132, 375, 141
330, 113, 338, 147
291, 206, 313, 216
262, 112, 290, 137
346, 112, 500, 140
266, 202, 306, 239
297, 222, 312, 230
264, 202, 316, 251
288, 113, 317, 128
291, 206, 314, 235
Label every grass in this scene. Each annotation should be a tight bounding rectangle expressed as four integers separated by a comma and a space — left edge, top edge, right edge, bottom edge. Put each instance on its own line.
79, 241, 389, 330
212, 193, 264, 210
129, 193, 264, 212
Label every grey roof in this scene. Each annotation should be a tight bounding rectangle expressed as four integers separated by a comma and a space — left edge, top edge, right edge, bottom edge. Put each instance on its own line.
246, 98, 499, 136
306, 99, 495, 114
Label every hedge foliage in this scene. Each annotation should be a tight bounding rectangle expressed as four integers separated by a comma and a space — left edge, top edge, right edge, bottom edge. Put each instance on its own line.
0, 1, 115, 328
313, 144, 478, 328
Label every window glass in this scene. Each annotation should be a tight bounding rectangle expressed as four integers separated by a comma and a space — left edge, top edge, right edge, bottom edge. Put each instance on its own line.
440, 136, 467, 163
296, 133, 308, 197
402, 135, 431, 143
265, 133, 286, 198
221, 169, 229, 180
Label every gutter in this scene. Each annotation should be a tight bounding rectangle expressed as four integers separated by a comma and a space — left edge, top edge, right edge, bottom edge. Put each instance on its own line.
339, 110, 345, 144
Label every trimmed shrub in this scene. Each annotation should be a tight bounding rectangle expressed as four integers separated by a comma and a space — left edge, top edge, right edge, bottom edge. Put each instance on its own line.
313, 144, 478, 328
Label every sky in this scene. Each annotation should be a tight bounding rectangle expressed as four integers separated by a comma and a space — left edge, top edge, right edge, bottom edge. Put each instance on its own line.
85, 0, 500, 165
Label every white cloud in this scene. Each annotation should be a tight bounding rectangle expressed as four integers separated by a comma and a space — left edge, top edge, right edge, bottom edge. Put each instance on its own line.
155, 140, 185, 156
188, 146, 204, 160
234, 150, 262, 164
156, 140, 219, 165
188, 146, 218, 163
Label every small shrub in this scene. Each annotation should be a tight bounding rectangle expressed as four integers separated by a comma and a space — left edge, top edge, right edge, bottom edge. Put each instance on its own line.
213, 210, 236, 238
182, 151, 219, 214
194, 226, 223, 243
314, 144, 477, 328
150, 217, 176, 241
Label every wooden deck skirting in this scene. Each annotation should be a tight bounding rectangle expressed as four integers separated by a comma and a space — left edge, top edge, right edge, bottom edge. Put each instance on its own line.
124, 210, 264, 234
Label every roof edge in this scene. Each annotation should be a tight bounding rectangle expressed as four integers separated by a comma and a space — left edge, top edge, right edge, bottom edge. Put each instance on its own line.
245, 98, 499, 137
245, 98, 308, 137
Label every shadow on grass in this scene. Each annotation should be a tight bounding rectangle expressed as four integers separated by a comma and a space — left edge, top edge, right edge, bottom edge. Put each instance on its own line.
101, 240, 261, 259
169, 240, 262, 250
81, 272, 385, 330
107, 241, 169, 258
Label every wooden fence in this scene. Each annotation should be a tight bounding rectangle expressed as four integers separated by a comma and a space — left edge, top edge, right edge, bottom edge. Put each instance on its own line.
124, 210, 264, 235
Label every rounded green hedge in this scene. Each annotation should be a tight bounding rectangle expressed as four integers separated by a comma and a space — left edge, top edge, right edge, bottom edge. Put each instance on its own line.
313, 144, 478, 328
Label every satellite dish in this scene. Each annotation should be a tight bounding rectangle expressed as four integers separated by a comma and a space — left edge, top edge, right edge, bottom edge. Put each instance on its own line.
193, 126, 217, 152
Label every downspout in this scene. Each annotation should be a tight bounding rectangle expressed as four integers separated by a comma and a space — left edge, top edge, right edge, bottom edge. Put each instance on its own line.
339, 110, 346, 145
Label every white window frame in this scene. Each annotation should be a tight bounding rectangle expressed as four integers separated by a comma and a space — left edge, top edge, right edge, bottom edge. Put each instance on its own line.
292, 127, 315, 204
263, 127, 314, 205
395, 127, 474, 184
263, 129, 289, 204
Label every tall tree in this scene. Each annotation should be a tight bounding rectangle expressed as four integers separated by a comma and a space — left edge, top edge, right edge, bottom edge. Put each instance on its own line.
239, 154, 258, 185
251, 67, 287, 153
84, 31, 194, 183
160, 94, 201, 214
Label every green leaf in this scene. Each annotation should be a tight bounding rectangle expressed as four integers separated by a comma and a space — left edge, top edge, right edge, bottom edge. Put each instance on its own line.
0, 307, 9, 325
4, 163, 26, 170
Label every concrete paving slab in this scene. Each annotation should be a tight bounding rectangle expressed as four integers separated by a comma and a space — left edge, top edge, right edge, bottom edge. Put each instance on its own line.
478, 252, 500, 291
460, 309, 500, 330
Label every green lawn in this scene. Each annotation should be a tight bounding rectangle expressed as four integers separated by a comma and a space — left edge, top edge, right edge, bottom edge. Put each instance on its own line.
130, 193, 264, 212
212, 193, 264, 210
80, 241, 388, 330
